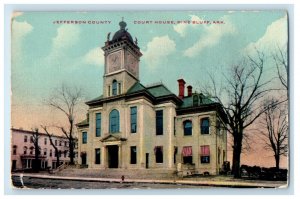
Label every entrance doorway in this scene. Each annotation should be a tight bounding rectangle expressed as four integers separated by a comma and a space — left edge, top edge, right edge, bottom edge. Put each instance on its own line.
107, 145, 119, 168
81, 154, 87, 165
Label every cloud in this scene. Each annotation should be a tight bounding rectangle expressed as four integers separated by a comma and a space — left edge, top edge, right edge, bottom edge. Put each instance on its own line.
173, 15, 203, 37
142, 35, 176, 68
11, 20, 33, 59
83, 47, 104, 66
52, 25, 80, 51
40, 24, 81, 68
183, 15, 236, 57
244, 15, 288, 54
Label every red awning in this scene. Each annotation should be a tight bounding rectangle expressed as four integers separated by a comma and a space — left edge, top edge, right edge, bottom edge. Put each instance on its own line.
200, 145, 210, 155
182, 146, 192, 157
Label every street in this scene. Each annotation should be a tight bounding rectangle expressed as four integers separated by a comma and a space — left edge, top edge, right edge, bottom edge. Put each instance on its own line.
12, 176, 210, 189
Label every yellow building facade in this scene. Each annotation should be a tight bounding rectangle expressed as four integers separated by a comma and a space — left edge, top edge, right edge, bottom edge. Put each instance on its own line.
77, 20, 227, 175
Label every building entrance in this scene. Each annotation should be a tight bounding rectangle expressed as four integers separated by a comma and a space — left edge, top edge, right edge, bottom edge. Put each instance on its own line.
107, 145, 119, 168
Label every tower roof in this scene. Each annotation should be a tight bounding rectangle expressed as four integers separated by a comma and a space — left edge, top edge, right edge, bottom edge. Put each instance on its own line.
111, 20, 134, 43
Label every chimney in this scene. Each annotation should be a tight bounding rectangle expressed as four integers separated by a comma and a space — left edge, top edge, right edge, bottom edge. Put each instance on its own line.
177, 79, 186, 99
187, 85, 193, 97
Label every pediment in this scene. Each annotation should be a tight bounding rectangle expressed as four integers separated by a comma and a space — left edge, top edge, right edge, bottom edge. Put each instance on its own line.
100, 134, 127, 142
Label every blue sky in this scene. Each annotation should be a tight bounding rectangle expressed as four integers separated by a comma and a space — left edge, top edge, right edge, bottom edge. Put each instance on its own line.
12, 11, 286, 104
11, 11, 288, 167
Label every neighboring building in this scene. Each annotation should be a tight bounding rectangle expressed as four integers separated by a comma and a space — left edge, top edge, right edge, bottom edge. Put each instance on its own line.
77, 20, 228, 175
11, 128, 72, 171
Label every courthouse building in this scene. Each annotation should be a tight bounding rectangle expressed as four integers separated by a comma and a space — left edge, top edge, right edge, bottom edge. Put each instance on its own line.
11, 128, 71, 171
77, 20, 228, 175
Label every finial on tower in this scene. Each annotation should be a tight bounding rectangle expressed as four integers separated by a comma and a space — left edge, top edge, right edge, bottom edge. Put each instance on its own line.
119, 17, 127, 30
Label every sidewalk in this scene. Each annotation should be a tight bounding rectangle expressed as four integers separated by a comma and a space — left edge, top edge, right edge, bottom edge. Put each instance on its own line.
12, 172, 288, 188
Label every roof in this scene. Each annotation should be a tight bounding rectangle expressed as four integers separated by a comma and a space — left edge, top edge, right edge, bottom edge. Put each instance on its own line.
126, 82, 146, 93
111, 20, 134, 44
86, 95, 103, 104
146, 84, 174, 98
76, 119, 89, 127
178, 93, 216, 109
11, 128, 68, 139
127, 82, 174, 98
87, 81, 180, 106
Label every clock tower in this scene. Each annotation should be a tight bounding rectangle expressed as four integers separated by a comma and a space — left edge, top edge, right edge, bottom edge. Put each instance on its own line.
102, 20, 142, 98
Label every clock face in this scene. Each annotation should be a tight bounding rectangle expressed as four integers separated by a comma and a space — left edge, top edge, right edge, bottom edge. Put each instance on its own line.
108, 52, 121, 73
127, 53, 137, 76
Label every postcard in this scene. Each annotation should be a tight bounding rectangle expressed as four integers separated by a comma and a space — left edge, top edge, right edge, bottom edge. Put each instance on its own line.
10, 10, 288, 189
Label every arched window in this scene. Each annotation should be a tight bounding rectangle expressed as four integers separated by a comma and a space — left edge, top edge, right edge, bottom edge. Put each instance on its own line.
112, 80, 118, 96
183, 120, 192, 136
109, 109, 120, 133
44, 148, 47, 156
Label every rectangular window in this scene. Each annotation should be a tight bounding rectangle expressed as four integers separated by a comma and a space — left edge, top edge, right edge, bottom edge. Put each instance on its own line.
82, 132, 87, 144
155, 146, 163, 163
30, 136, 33, 143
112, 80, 117, 95
130, 146, 137, 164
118, 83, 122, 94
59, 141, 62, 146
44, 138, 47, 145
50, 149, 52, 157
24, 135, 28, 142
201, 118, 210, 134
183, 120, 192, 136
95, 148, 101, 164
174, 117, 176, 135
174, 146, 178, 164
200, 145, 210, 163
216, 120, 221, 135
156, 110, 163, 135
108, 86, 111, 96
182, 146, 193, 164
13, 146, 17, 155
96, 113, 101, 137
130, 106, 137, 133
55, 140, 57, 146
65, 141, 67, 147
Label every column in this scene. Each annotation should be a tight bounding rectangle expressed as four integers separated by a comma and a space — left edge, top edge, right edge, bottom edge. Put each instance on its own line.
139, 105, 144, 168
118, 145, 121, 168
102, 146, 107, 168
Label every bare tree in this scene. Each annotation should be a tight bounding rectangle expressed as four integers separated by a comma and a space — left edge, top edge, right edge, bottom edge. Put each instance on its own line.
45, 84, 83, 165
272, 45, 288, 93
260, 99, 288, 170
31, 128, 40, 172
41, 125, 60, 168
202, 51, 275, 178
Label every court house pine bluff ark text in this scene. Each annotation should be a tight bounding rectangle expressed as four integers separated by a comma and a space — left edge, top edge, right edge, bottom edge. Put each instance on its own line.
77, 20, 228, 175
